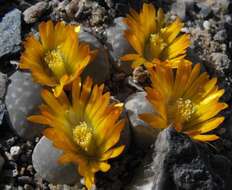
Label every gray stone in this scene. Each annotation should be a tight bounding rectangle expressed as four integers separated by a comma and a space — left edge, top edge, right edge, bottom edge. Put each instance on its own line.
10, 146, 21, 158
203, 20, 211, 30
225, 15, 232, 24
124, 92, 159, 148
32, 136, 81, 185
0, 9, 21, 59
197, 0, 230, 14
187, 49, 206, 72
48, 184, 83, 190
5, 71, 44, 139
127, 149, 154, 190
79, 29, 110, 84
23, 2, 50, 24
197, 3, 212, 18
0, 155, 4, 172
0, 72, 7, 125
0, 101, 5, 125
128, 127, 232, 190
210, 53, 231, 76
106, 17, 134, 74
0, 72, 7, 99
65, 0, 80, 18
127, 76, 144, 92
171, 1, 186, 20
212, 0, 230, 14
214, 30, 227, 42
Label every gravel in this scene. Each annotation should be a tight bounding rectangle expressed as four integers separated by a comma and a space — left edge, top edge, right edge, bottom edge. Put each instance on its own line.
0, 9, 21, 60
23, 1, 50, 24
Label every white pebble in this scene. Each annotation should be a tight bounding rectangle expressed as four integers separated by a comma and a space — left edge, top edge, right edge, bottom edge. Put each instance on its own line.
10, 146, 21, 157
203, 20, 210, 30
181, 27, 190, 33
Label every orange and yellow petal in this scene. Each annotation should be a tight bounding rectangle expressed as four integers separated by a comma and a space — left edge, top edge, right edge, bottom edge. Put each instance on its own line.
141, 61, 227, 142
28, 76, 125, 189
20, 21, 92, 97
121, 3, 190, 69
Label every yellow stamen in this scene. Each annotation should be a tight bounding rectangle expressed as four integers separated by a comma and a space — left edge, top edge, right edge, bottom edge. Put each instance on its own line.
73, 122, 93, 151
44, 49, 66, 79
176, 98, 195, 121
150, 34, 167, 51
145, 33, 167, 60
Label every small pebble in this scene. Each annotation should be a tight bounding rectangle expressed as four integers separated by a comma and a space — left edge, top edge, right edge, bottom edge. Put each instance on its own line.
5, 151, 13, 160
3, 185, 13, 190
181, 27, 190, 33
12, 168, 19, 177
10, 146, 21, 158
20, 167, 25, 175
203, 20, 210, 30
18, 186, 23, 190
26, 165, 34, 175
132, 66, 149, 84
23, 2, 50, 24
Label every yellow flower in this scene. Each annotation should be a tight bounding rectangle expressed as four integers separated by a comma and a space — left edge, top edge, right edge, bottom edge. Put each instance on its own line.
27, 77, 125, 190
140, 62, 227, 142
20, 21, 94, 97
121, 3, 190, 68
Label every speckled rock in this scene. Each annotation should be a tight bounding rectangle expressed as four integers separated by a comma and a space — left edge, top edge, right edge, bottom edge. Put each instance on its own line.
128, 127, 232, 190
0, 72, 7, 124
65, 0, 80, 18
124, 92, 159, 148
0, 9, 21, 59
32, 136, 81, 185
0, 101, 5, 125
5, 71, 44, 139
23, 1, 50, 24
79, 29, 110, 84
48, 184, 83, 190
210, 53, 230, 76
171, 0, 186, 20
196, 0, 230, 14
0, 72, 7, 99
106, 17, 134, 73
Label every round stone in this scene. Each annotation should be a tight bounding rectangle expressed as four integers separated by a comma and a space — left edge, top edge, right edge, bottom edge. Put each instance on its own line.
124, 92, 159, 148
5, 71, 44, 139
106, 17, 134, 74
32, 136, 81, 185
79, 29, 110, 84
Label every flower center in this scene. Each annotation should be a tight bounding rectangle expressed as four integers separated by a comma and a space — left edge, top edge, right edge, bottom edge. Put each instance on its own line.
44, 49, 66, 79
176, 98, 195, 122
150, 34, 167, 51
73, 122, 93, 151
145, 33, 167, 61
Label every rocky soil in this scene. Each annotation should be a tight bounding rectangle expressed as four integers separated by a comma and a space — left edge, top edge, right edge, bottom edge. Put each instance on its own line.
0, 0, 232, 190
